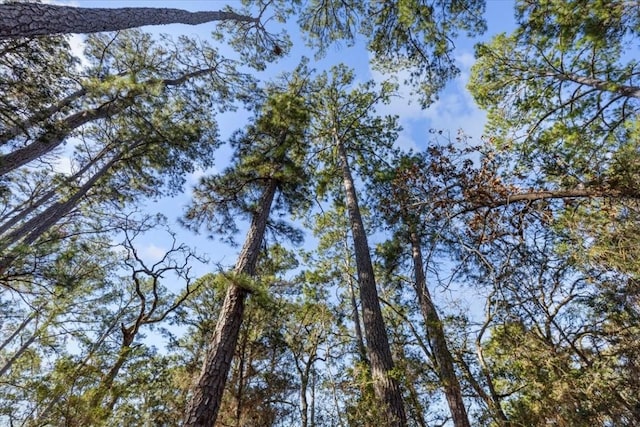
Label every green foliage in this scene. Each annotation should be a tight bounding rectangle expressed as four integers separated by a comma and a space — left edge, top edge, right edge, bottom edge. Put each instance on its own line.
0, 35, 78, 146
306, 64, 400, 202
469, 0, 640, 188
6, 2, 640, 426
182, 65, 313, 243
298, 0, 486, 106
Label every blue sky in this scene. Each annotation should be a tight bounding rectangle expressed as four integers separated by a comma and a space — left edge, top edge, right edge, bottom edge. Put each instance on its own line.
53, 0, 518, 289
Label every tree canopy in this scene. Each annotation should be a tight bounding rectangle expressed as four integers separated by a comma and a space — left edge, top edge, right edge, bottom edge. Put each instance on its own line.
1, 1, 639, 426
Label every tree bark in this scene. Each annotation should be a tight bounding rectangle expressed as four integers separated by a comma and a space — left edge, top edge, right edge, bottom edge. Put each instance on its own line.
336, 137, 406, 426
184, 178, 278, 427
0, 3, 258, 38
408, 227, 471, 427
344, 235, 367, 362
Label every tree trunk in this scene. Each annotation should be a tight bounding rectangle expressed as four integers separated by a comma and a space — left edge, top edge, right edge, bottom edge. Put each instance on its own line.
336, 138, 406, 426
0, 153, 121, 251
344, 235, 367, 362
0, 67, 219, 177
408, 227, 471, 427
0, 98, 133, 177
0, 87, 86, 146
310, 370, 317, 427
300, 372, 309, 427
34, 310, 124, 423
0, 144, 111, 238
88, 345, 133, 411
0, 310, 37, 353
234, 325, 249, 426
184, 178, 278, 427
0, 329, 39, 377
0, 3, 257, 38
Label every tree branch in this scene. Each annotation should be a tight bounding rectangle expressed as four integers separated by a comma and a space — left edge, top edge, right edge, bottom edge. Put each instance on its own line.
0, 4, 259, 38
548, 71, 640, 99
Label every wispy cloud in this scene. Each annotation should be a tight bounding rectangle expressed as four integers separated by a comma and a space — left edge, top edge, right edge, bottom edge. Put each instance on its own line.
187, 166, 218, 184
141, 243, 167, 264
370, 51, 488, 151
53, 156, 73, 175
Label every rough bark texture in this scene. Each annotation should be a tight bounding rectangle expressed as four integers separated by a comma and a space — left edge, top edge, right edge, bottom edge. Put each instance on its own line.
184, 179, 278, 427
0, 3, 257, 38
409, 228, 471, 427
336, 139, 407, 426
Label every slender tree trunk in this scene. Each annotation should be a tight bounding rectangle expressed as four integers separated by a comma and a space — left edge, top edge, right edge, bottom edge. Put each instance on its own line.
394, 343, 428, 427
0, 100, 132, 177
184, 178, 278, 427
234, 326, 249, 426
475, 340, 511, 426
0, 310, 37, 353
0, 67, 218, 177
0, 87, 86, 146
344, 235, 367, 362
88, 345, 133, 411
87, 321, 141, 414
300, 372, 309, 427
310, 370, 316, 427
0, 331, 39, 377
0, 144, 111, 238
408, 227, 471, 427
34, 309, 125, 423
0, 3, 258, 38
335, 137, 406, 426
0, 153, 121, 251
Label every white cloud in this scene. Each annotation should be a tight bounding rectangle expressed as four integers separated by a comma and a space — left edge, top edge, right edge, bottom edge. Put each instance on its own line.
456, 51, 476, 69
187, 166, 217, 184
141, 244, 167, 264
421, 75, 487, 141
53, 156, 73, 175
68, 34, 90, 69
394, 130, 420, 152
370, 51, 488, 150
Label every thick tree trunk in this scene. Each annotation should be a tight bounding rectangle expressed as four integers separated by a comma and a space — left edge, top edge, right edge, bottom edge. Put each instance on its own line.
408, 228, 471, 427
336, 138, 406, 426
0, 3, 257, 38
184, 178, 278, 427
